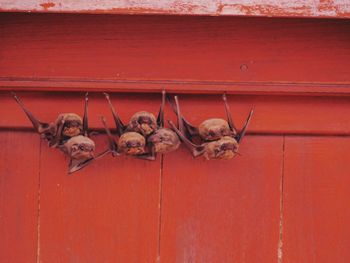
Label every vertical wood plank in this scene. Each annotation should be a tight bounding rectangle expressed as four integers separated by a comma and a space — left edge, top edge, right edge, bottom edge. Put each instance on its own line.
0, 131, 40, 263
284, 136, 350, 263
160, 136, 283, 262
38, 135, 161, 262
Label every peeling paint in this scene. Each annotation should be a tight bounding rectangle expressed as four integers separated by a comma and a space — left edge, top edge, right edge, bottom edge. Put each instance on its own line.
39, 2, 55, 11
0, 0, 350, 18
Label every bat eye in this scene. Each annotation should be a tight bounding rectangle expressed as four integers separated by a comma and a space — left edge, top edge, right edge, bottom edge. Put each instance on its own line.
126, 142, 131, 148
79, 145, 84, 151
136, 142, 141, 147
209, 130, 215, 136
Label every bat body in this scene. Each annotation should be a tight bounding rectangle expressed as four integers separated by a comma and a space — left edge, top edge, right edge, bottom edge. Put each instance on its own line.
13, 92, 108, 174
198, 118, 233, 141
61, 135, 96, 173
203, 136, 239, 160
126, 111, 157, 136
57, 113, 83, 138
102, 91, 180, 160
12, 93, 85, 147
168, 94, 253, 160
118, 132, 146, 155
147, 127, 180, 154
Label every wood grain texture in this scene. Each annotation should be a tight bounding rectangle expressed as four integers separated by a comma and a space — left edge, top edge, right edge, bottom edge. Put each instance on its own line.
160, 136, 283, 262
2, 79, 350, 96
283, 137, 350, 263
0, 0, 349, 18
2, 91, 350, 136
38, 135, 161, 262
0, 131, 40, 263
1, 13, 350, 94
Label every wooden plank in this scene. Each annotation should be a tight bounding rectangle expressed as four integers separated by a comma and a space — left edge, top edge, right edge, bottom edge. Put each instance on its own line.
160, 136, 283, 262
1, 14, 350, 91
37, 134, 161, 262
2, 91, 350, 136
283, 136, 350, 263
2, 79, 350, 96
0, 0, 349, 18
0, 131, 40, 263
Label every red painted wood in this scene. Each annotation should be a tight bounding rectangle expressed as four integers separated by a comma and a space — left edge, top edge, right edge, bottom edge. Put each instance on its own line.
1, 11, 350, 263
283, 137, 350, 263
0, 0, 350, 18
2, 92, 350, 136
0, 131, 40, 263
1, 14, 350, 94
38, 135, 161, 262
2, 79, 350, 96
160, 136, 283, 262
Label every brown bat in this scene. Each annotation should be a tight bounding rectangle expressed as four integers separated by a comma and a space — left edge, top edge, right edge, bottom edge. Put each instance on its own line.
12, 92, 89, 147
168, 94, 253, 160
102, 91, 180, 160
13, 92, 108, 173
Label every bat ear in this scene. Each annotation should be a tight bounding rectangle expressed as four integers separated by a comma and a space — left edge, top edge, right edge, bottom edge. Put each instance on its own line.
237, 109, 253, 143
100, 116, 118, 154
12, 92, 51, 134
171, 95, 198, 137
156, 89, 166, 127
222, 93, 238, 134
103, 92, 125, 137
83, 92, 89, 136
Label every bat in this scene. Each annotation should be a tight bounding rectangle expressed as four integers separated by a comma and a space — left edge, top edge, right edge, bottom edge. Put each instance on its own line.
168, 94, 253, 160
102, 90, 180, 160
13, 92, 108, 173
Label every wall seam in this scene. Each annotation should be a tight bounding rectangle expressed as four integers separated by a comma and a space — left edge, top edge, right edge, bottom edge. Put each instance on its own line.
157, 154, 164, 263
278, 136, 286, 263
35, 139, 42, 263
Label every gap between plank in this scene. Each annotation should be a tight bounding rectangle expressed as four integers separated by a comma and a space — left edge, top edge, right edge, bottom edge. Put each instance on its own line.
278, 136, 286, 263
35, 139, 42, 263
157, 154, 164, 263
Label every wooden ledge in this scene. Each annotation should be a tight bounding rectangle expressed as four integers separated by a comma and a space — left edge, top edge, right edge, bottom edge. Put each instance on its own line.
1, 78, 350, 97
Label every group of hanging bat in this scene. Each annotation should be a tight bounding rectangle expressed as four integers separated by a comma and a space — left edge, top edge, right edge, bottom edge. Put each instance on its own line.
12, 91, 253, 174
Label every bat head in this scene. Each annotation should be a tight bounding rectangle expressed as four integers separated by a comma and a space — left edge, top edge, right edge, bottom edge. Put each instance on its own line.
118, 132, 146, 155
148, 128, 180, 154
203, 136, 239, 160
128, 111, 157, 136
56, 113, 83, 137
63, 135, 95, 160
198, 118, 233, 141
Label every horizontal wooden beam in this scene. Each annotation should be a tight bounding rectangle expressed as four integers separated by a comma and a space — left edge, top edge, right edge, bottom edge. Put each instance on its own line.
1, 78, 350, 96
1, 0, 350, 18
2, 15, 349, 91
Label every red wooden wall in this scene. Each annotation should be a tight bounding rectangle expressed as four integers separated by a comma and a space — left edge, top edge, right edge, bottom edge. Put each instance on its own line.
1, 13, 350, 263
